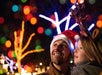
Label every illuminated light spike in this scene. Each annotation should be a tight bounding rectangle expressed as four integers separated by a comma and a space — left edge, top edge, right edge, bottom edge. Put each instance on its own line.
39, 12, 61, 34
39, 3, 95, 35
0, 54, 16, 73
54, 12, 61, 34
5, 56, 16, 72
0, 17, 4, 24
88, 23, 95, 31
5, 40, 12, 48
34, 49, 44, 52
65, 4, 77, 30
70, 0, 76, 4
65, 12, 71, 30
12, 4, 19, 12
69, 23, 79, 30
39, 4, 76, 34
37, 26, 44, 34
39, 12, 65, 34
78, 0, 84, 4
39, 4, 95, 33
71, 4, 77, 10
23, 5, 31, 15
39, 14, 56, 25
30, 17, 37, 25
14, 20, 41, 74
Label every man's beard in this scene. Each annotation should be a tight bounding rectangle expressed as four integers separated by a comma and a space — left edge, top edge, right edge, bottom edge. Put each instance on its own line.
51, 54, 65, 65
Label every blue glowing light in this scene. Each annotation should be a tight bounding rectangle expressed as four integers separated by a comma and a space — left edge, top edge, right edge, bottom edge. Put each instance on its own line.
12, 5, 19, 12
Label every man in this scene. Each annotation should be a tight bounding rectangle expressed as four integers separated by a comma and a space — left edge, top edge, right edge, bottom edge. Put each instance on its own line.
38, 30, 78, 75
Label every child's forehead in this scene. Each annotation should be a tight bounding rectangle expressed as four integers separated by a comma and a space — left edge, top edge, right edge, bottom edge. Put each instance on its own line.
75, 40, 82, 47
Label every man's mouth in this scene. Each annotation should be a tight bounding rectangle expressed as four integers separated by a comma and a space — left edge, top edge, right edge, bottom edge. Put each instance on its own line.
53, 52, 62, 56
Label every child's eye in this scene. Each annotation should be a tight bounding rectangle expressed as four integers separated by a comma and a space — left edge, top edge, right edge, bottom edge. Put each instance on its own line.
79, 47, 83, 50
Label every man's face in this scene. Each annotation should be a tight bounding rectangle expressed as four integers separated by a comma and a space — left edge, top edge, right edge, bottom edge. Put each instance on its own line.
50, 39, 70, 65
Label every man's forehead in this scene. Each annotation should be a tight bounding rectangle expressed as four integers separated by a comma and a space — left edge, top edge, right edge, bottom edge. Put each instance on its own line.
53, 39, 68, 44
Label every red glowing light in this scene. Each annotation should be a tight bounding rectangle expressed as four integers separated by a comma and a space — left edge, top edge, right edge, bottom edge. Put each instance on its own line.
37, 27, 44, 34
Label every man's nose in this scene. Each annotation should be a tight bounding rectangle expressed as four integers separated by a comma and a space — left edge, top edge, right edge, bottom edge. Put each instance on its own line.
55, 44, 63, 51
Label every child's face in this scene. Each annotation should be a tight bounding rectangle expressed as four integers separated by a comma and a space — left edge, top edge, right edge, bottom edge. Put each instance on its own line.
74, 40, 89, 65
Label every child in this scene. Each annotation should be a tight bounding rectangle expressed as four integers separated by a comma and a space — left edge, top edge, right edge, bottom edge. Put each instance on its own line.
72, 35, 102, 75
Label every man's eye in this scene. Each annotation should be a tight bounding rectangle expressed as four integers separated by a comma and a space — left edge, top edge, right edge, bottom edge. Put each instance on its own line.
53, 43, 57, 47
62, 44, 68, 48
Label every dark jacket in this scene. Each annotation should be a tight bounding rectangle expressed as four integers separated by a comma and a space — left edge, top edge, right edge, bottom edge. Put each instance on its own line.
37, 62, 71, 75
71, 61, 102, 75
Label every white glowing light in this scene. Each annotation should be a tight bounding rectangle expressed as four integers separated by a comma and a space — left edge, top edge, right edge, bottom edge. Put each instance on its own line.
88, 23, 95, 31
54, 12, 61, 34
65, 12, 71, 30
4, 56, 16, 72
69, 23, 79, 30
39, 4, 94, 34
39, 14, 56, 25
39, 5, 76, 34
39, 12, 62, 34
71, 4, 77, 10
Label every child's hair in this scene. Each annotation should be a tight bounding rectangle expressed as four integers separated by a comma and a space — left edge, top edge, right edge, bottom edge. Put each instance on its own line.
80, 35, 102, 65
